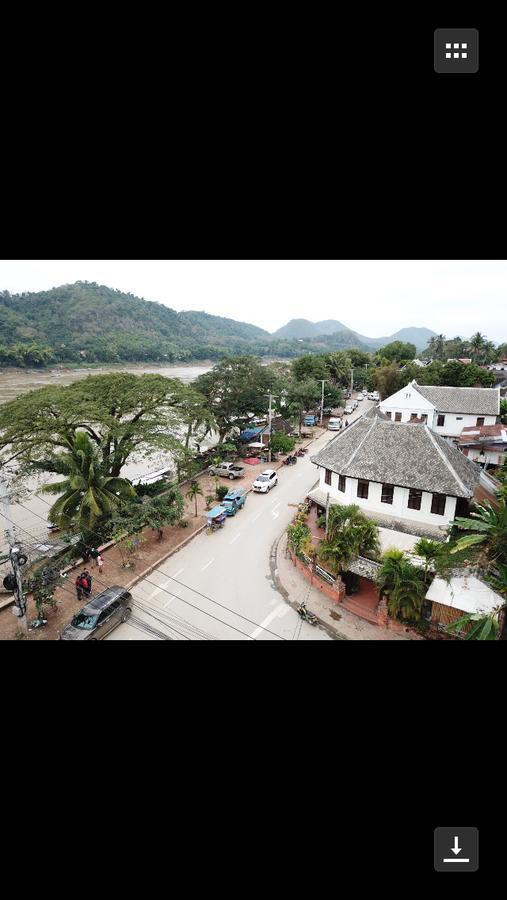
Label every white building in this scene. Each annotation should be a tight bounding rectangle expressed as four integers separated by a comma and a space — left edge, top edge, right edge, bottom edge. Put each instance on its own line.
458, 423, 507, 468
309, 408, 494, 540
378, 380, 499, 438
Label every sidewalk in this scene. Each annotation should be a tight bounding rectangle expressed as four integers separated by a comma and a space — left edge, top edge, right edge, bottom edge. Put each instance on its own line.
274, 533, 422, 641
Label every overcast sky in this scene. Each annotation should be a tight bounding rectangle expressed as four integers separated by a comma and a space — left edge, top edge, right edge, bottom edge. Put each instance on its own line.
1, 260, 506, 341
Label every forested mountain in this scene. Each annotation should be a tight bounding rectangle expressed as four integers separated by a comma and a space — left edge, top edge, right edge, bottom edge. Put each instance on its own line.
272, 318, 435, 352
0, 281, 435, 367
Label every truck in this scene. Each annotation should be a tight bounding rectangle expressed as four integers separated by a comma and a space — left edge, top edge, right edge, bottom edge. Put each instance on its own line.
208, 461, 245, 480
303, 414, 317, 426
221, 487, 247, 515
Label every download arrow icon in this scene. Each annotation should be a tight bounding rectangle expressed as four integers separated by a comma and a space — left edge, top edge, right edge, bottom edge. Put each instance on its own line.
451, 836, 462, 855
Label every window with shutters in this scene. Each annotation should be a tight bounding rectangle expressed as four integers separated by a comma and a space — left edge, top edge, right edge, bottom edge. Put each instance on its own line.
381, 483, 394, 504
476, 417, 485, 426
357, 480, 369, 499
395, 412, 402, 422
407, 488, 422, 510
324, 468, 332, 486
338, 475, 346, 492
437, 414, 445, 427
431, 493, 446, 515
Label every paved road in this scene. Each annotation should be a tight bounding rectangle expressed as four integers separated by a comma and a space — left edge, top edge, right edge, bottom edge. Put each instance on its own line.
107, 399, 374, 641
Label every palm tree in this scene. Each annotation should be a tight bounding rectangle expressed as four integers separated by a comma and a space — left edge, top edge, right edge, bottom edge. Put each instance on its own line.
187, 480, 203, 517
427, 334, 446, 360
469, 331, 486, 362
317, 504, 380, 572
39, 431, 135, 530
325, 352, 352, 386
450, 500, 507, 566
412, 538, 443, 578
376, 550, 427, 622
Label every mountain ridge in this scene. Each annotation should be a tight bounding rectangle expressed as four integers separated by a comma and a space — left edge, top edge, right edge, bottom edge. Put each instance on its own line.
0, 281, 436, 365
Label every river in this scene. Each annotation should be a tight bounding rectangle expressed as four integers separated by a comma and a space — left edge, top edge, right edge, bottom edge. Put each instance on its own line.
0, 363, 212, 405
0, 363, 214, 559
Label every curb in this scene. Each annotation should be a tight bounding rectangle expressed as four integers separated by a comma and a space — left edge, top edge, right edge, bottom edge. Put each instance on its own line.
270, 532, 347, 641
125, 523, 208, 590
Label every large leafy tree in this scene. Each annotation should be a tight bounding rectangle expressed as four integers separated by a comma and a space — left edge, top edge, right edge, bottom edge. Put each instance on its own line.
380, 341, 416, 363
324, 351, 353, 386
372, 363, 404, 400
195, 356, 275, 442
0, 372, 212, 477
38, 431, 136, 530
285, 378, 323, 434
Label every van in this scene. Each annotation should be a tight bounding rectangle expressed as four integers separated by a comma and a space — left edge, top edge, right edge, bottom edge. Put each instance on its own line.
59, 586, 132, 640
328, 417, 342, 431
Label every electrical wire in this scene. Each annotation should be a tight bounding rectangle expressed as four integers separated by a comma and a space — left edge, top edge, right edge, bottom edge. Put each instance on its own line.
1, 507, 258, 640
14, 497, 287, 639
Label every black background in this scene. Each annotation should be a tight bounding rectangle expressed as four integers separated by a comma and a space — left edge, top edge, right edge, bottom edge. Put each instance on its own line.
0, 6, 502, 890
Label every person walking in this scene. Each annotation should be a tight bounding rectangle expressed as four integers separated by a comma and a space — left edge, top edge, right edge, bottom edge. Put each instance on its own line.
75, 574, 83, 603
97, 553, 104, 574
90, 547, 100, 567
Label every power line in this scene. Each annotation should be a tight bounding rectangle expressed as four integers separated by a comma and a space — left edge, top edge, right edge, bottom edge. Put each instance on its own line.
15, 497, 287, 639
1, 506, 261, 640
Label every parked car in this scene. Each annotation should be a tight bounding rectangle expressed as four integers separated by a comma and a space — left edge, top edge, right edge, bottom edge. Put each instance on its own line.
303, 414, 317, 426
328, 417, 342, 431
372, 391, 380, 401
59, 586, 132, 640
221, 487, 247, 515
252, 469, 278, 493
361, 389, 368, 396
344, 405, 354, 415
356, 394, 364, 401
352, 400, 358, 409
208, 461, 245, 479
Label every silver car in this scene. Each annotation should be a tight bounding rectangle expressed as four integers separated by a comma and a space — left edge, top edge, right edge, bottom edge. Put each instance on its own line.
59, 586, 132, 640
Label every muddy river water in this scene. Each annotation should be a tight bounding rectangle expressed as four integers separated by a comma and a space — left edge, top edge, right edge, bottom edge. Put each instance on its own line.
0, 364, 213, 558
0, 363, 212, 405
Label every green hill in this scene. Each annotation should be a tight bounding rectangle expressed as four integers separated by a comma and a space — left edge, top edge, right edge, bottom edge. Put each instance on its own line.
0, 282, 274, 365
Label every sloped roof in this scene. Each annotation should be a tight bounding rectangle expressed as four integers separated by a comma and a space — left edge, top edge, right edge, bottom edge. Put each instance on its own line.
311, 409, 482, 498
459, 423, 507, 445
413, 382, 500, 415
426, 574, 504, 615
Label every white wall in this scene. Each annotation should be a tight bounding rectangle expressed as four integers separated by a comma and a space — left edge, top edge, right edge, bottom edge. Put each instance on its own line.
432, 413, 497, 437
318, 467, 457, 528
379, 384, 497, 436
463, 448, 505, 466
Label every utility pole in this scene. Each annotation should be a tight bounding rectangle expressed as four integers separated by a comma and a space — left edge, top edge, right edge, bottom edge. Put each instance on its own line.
0, 475, 28, 632
350, 368, 354, 396
320, 380, 326, 426
264, 394, 278, 464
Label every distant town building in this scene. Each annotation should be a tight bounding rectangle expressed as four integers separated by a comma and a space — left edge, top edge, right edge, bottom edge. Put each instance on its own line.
458, 423, 507, 469
378, 380, 500, 438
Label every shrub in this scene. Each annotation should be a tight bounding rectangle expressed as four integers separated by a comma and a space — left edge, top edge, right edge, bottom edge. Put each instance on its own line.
216, 485, 229, 501
270, 432, 296, 454
205, 494, 215, 509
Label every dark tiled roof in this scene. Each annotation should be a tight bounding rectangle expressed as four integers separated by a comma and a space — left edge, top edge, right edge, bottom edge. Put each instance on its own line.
311, 413, 482, 498
413, 382, 500, 415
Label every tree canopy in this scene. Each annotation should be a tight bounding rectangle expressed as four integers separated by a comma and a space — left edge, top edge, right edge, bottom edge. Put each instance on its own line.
0, 372, 212, 478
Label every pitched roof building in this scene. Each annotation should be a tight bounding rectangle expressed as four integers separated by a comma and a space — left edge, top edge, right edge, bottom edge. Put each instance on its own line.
458, 422, 507, 469
309, 407, 496, 539
378, 380, 500, 438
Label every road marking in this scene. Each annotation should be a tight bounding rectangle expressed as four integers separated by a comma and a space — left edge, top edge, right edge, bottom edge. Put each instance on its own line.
253, 511, 263, 522
272, 501, 281, 511
163, 598, 173, 609
172, 568, 185, 578
251, 602, 287, 638
272, 511, 279, 519
229, 533, 241, 544
202, 558, 214, 571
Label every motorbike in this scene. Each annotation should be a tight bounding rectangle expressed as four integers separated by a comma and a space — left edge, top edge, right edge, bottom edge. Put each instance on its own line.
297, 602, 317, 625
283, 454, 297, 465
296, 449, 306, 457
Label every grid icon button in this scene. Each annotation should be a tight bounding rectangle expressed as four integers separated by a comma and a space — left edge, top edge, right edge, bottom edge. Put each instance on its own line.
434, 28, 478, 73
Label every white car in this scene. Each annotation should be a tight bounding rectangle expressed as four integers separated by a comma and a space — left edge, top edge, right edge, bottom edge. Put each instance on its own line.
252, 469, 278, 493
328, 417, 342, 431
344, 405, 354, 415
356, 395, 364, 401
